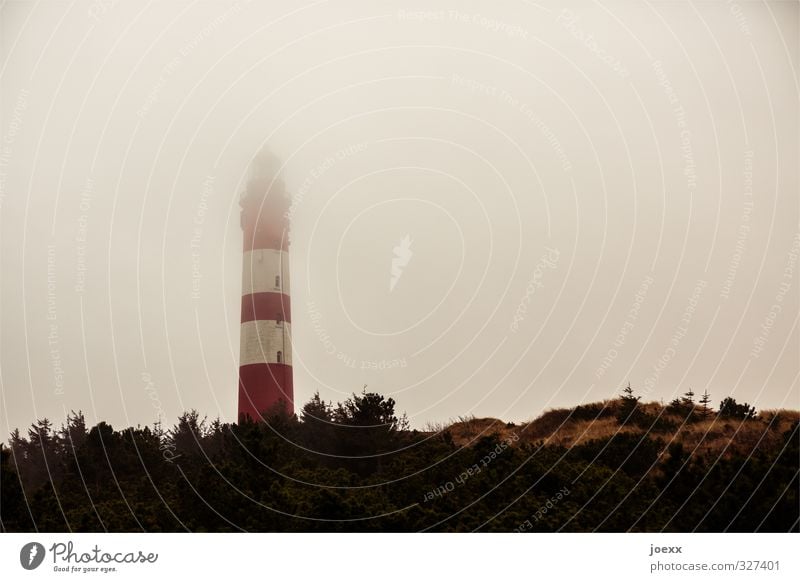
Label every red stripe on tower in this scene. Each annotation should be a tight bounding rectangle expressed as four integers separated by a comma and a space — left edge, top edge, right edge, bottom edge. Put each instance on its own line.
238, 150, 293, 422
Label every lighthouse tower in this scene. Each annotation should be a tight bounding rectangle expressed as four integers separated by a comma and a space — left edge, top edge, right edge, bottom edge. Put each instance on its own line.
238, 151, 293, 421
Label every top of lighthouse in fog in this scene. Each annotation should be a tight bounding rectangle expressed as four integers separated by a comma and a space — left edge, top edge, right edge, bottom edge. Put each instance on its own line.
250, 149, 281, 180
242, 148, 288, 202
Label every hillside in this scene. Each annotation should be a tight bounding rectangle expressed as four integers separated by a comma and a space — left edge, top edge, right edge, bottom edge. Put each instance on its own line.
446, 400, 799, 458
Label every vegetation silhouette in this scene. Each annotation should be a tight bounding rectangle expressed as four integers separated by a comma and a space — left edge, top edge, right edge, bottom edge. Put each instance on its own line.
2, 386, 797, 532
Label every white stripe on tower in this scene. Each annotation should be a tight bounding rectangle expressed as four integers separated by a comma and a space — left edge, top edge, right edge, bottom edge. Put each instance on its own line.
239, 322, 293, 366
242, 249, 291, 296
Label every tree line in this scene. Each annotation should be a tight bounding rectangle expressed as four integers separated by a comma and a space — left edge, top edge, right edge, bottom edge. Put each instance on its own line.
1, 387, 797, 532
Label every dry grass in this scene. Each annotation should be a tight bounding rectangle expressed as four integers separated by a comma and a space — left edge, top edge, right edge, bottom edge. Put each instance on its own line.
440, 400, 798, 457
671, 412, 798, 458
444, 417, 519, 447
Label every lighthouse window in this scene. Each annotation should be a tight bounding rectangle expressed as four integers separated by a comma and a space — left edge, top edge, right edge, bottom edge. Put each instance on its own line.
276, 351, 283, 364
276, 313, 283, 326
275, 275, 280, 288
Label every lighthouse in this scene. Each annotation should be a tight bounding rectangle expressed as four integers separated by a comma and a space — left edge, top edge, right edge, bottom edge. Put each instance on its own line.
238, 151, 293, 421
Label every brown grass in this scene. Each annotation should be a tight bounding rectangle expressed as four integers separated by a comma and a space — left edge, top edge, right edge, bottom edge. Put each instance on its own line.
439, 400, 798, 458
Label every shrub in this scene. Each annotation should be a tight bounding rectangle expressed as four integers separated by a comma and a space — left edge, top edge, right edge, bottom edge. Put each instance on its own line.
718, 397, 756, 420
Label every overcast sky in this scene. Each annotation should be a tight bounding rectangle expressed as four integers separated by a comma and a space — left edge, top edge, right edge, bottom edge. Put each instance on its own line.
1, 0, 798, 436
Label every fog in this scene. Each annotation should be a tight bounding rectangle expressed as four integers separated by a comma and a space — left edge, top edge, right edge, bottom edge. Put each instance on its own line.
1, 0, 797, 435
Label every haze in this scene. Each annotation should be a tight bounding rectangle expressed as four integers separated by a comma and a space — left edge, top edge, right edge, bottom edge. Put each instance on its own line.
1, 0, 798, 436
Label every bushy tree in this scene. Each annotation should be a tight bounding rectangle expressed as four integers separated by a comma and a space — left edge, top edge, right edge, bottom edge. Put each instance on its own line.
333, 387, 408, 431
168, 410, 207, 457
330, 388, 409, 472
300, 392, 335, 454
718, 397, 756, 420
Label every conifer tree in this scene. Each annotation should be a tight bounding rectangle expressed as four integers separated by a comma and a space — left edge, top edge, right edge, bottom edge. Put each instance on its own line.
618, 382, 640, 423
699, 389, 712, 418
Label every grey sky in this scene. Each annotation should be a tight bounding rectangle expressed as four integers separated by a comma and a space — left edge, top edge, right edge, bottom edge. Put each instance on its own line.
1, 0, 798, 436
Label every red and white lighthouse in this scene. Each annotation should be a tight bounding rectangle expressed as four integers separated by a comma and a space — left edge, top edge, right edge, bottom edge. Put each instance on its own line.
238, 151, 293, 421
